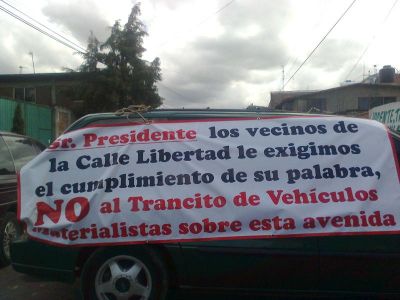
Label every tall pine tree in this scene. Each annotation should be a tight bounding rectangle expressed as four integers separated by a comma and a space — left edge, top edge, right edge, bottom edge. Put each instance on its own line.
75, 4, 162, 117
11, 104, 25, 135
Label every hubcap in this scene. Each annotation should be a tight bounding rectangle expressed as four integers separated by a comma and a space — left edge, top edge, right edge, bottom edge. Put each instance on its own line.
115, 277, 131, 293
95, 255, 152, 300
3, 221, 17, 260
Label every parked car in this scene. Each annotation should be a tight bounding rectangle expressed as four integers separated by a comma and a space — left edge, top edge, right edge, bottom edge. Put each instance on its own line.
11, 109, 400, 300
0, 132, 45, 267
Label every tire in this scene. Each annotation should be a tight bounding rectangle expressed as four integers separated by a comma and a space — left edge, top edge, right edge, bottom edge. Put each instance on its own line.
0, 212, 22, 268
81, 246, 168, 300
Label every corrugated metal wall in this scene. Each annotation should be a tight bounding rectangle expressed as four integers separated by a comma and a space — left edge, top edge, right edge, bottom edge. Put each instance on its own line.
0, 98, 16, 132
0, 98, 53, 145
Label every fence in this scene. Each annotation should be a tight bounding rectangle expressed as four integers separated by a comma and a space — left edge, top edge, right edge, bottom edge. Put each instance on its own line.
0, 98, 53, 145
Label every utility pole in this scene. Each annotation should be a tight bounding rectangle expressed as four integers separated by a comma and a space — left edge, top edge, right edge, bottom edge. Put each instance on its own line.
281, 66, 285, 91
362, 64, 365, 80
19, 66, 25, 74
29, 51, 35, 74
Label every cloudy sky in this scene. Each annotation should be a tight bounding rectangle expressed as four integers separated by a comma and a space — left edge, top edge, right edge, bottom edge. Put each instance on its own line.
0, 0, 399, 108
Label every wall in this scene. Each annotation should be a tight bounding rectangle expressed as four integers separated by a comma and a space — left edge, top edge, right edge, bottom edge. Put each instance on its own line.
0, 98, 53, 145
280, 84, 400, 115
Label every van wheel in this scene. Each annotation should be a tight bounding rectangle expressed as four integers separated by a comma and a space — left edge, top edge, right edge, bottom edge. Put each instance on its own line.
0, 212, 21, 267
82, 247, 168, 300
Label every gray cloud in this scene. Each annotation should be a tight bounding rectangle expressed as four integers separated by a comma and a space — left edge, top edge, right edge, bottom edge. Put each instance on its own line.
159, 0, 291, 108
0, 14, 81, 74
159, 0, 188, 10
308, 39, 363, 72
42, 0, 110, 44
218, 0, 290, 29
280, 38, 365, 91
1, 0, 368, 109
194, 34, 287, 71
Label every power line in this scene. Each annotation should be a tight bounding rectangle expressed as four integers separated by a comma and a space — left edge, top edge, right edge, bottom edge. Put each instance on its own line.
0, 4, 85, 53
0, 0, 87, 52
158, 82, 190, 100
154, 1, 235, 101
284, 0, 329, 78
283, 0, 357, 89
0, 1, 190, 101
345, 0, 399, 80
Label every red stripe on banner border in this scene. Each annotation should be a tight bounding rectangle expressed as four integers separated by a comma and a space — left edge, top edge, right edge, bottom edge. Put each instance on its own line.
22, 116, 400, 247
26, 229, 400, 248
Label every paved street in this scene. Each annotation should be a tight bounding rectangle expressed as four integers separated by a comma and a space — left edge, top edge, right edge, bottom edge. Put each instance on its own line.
0, 266, 268, 300
0, 266, 386, 300
0, 265, 304, 300
0, 266, 77, 300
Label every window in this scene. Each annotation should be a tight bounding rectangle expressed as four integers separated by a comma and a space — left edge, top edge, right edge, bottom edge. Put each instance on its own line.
282, 101, 294, 111
14, 87, 36, 102
358, 97, 397, 110
14, 88, 24, 101
0, 136, 15, 175
25, 87, 36, 102
298, 98, 326, 112
358, 97, 369, 110
33, 141, 46, 152
307, 98, 326, 112
384, 97, 396, 105
371, 97, 383, 108
3, 135, 38, 171
0, 87, 13, 99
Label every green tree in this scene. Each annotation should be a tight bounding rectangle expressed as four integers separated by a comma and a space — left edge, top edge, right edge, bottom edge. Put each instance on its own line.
75, 3, 162, 117
11, 104, 25, 135
80, 31, 100, 73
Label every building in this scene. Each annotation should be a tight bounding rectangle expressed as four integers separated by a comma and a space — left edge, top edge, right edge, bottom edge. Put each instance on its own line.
269, 90, 320, 110
0, 72, 85, 109
269, 65, 400, 117
0, 72, 85, 142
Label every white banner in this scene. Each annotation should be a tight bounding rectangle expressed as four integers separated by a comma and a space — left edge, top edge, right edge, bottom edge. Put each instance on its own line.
19, 116, 400, 246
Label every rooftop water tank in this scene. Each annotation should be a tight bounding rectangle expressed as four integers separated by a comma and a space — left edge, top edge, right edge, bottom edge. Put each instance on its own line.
379, 65, 395, 83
